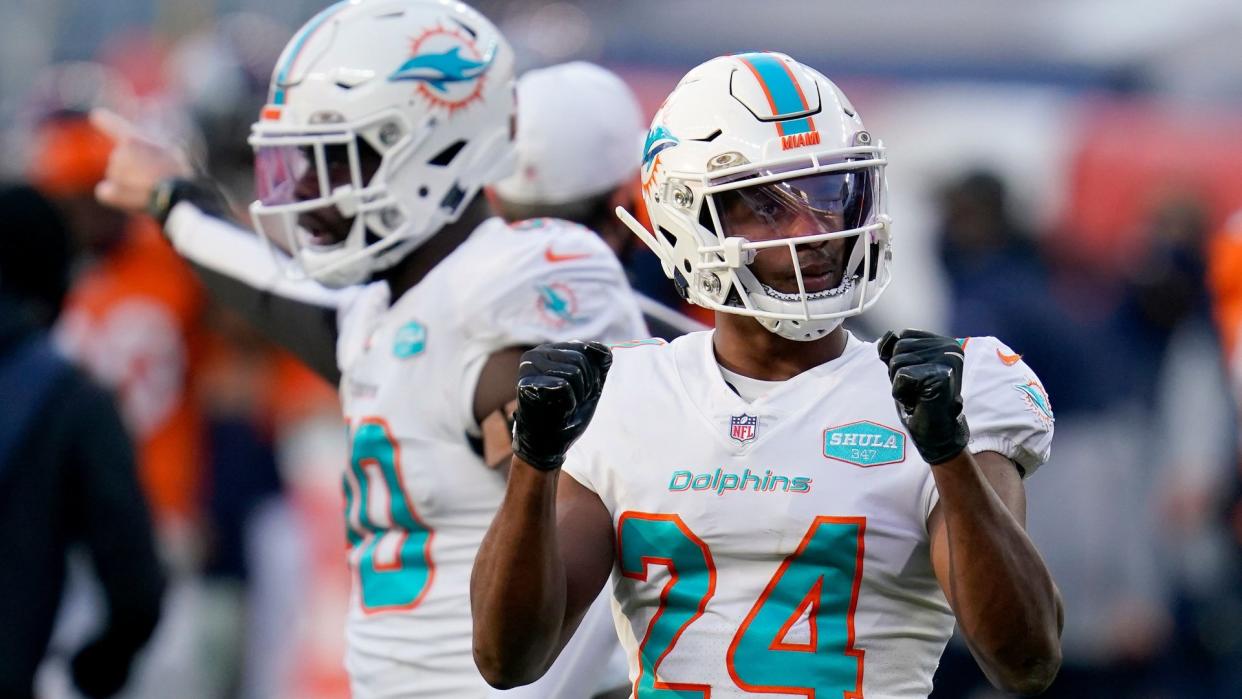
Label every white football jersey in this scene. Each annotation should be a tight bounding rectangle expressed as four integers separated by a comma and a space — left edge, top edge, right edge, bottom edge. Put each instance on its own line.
336, 216, 646, 698
563, 330, 1053, 699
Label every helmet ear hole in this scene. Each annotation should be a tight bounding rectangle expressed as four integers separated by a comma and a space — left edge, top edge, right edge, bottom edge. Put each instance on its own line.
867, 240, 881, 281
672, 268, 691, 300
356, 138, 384, 187
428, 140, 467, 166
440, 183, 467, 213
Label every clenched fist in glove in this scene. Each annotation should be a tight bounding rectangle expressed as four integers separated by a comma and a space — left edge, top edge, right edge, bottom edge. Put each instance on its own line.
877, 329, 970, 465
511, 341, 612, 471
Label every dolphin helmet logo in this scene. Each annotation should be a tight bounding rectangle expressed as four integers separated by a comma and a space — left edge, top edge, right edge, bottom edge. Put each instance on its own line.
391, 25, 495, 112
390, 45, 492, 92
642, 125, 679, 169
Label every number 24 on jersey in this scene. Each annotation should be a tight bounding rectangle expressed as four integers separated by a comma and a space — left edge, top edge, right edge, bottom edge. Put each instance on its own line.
619, 512, 866, 698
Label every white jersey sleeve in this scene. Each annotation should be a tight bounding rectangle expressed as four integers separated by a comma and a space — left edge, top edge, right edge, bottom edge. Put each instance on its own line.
455, 217, 648, 431
165, 201, 354, 380
165, 201, 346, 309
960, 335, 1055, 476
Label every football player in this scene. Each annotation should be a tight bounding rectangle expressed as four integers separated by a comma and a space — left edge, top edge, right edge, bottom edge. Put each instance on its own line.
485, 61, 717, 699
92, 1, 645, 697
492, 61, 706, 341
472, 53, 1063, 697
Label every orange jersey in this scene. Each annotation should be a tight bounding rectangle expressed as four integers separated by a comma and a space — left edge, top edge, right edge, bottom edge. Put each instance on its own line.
1209, 211, 1242, 359
56, 219, 206, 521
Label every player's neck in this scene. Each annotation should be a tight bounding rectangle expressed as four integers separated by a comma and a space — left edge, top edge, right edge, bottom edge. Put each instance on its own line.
379, 194, 492, 304
712, 314, 848, 381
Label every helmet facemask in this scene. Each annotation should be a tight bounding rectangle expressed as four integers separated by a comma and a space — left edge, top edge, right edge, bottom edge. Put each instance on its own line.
249, 109, 437, 287
249, 107, 501, 288
623, 148, 892, 341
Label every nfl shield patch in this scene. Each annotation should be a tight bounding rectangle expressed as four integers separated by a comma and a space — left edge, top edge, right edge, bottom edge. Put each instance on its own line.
730, 414, 758, 444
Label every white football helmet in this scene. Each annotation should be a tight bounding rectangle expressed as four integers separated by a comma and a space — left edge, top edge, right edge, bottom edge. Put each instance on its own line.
249, 0, 516, 287
618, 52, 892, 340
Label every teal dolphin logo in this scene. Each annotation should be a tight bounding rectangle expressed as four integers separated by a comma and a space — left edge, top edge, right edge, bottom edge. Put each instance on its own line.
390, 46, 492, 93
1014, 381, 1054, 423
538, 285, 572, 320
642, 125, 679, 168
535, 283, 585, 327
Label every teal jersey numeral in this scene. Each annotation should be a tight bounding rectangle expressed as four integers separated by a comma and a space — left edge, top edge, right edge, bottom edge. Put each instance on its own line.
617, 512, 867, 697
345, 418, 434, 612
728, 516, 866, 697
618, 512, 716, 698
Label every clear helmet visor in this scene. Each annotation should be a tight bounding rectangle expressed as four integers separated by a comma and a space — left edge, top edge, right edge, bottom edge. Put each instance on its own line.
251, 134, 385, 254
714, 167, 875, 236
254, 135, 366, 209
708, 164, 880, 299
244, 112, 453, 288
253, 143, 310, 208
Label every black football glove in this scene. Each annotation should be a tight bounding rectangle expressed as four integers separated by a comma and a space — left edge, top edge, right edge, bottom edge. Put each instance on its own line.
512, 341, 612, 471
877, 329, 970, 465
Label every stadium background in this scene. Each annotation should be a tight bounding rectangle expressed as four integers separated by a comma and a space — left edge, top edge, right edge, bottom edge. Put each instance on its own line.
3, 0, 1242, 697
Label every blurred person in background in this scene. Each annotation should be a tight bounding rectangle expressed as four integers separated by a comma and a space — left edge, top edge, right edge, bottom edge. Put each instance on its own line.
91, 0, 646, 696
1208, 208, 1242, 698
1209, 210, 1242, 395
25, 77, 209, 554
0, 183, 163, 699
22, 61, 302, 699
491, 60, 706, 343
1087, 194, 1236, 697
932, 173, 1238, 698
927, 169, 1142, 698
167, 19, 359, 696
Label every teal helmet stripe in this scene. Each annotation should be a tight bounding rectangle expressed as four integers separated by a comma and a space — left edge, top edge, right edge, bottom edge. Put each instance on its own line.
735, 52, 815, 136
271, 1, 349, 105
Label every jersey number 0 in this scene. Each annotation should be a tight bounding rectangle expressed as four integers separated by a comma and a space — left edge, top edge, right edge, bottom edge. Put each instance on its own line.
344, 418, 435, 613
618, 512, 865, 697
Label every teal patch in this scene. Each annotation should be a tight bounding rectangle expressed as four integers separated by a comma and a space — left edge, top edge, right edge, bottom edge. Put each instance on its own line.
393, 321, 427, 358
823, 420, 906, 467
